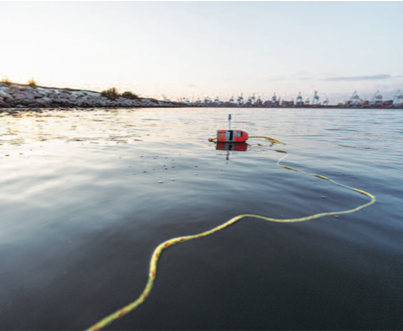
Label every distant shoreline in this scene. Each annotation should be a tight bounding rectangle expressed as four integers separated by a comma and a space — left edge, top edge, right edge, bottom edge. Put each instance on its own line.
0, 83, 401, 111
189, 104, 401, 110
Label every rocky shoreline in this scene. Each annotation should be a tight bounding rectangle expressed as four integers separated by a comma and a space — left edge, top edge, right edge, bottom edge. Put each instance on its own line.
0, 83, 186, 110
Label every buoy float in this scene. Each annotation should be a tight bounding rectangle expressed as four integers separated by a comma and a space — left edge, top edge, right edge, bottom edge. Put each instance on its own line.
217, 114, 249, 143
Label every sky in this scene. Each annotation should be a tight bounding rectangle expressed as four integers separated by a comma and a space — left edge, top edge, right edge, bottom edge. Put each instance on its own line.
0, 1, 402, 103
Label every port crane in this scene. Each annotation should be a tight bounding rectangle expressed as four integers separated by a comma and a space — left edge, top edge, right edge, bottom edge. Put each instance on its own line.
179, 97, 190, 104
203, 96, 212, 104
393, 90, 402, 105
272, 92, 278, 105
296, 92, 303, 106
171, 90, 403, 108
312, 90, 320, 105
350, 91, 360, 106
255, 95, 263, 106
372, 90, 383, 106
251, 93, 256, 105
237, 94, 244, 106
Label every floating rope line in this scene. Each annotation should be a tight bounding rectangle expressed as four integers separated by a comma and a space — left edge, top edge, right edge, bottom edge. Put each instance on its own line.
249, 135, 286, 145
86, 137, 375, 331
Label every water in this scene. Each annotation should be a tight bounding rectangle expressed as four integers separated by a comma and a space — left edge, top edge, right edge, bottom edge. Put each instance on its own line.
1, 108, 402, 330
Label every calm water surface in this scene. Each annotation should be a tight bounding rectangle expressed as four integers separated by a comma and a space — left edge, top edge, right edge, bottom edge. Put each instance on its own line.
1, 108, 402, 330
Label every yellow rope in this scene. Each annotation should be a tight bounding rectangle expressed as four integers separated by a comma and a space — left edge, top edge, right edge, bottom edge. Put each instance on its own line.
249, 136, 286, 145
85, 137, 375, 331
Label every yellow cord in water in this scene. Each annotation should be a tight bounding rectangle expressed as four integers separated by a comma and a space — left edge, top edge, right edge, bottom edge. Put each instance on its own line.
85, 137, 375, 331
249, 136, 286, 145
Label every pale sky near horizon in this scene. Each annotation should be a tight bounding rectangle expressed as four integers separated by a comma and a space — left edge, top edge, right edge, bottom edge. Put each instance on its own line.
0, 1, 402, 103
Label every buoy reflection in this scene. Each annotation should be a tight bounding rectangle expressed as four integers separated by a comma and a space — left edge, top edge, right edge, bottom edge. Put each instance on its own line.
216, 142, 248, 152
216, 142, 248, 160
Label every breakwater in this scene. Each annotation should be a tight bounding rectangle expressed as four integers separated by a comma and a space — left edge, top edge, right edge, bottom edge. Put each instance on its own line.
0, 84, 186, 110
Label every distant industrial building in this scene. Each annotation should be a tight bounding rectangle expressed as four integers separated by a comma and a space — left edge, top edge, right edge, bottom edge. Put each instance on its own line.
174, 90, 403, 109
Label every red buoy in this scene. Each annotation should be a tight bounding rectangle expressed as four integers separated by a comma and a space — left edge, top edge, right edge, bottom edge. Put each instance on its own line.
216, 129, 249, 143
217, 114, 248, 143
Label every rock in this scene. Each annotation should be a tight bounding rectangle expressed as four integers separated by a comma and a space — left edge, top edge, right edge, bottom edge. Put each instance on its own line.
46, 90, 57, 98
21, 92, 35, 100
26, 101, 42, 108
38, 88, 49, 93
7, 87, 23, 95
0, 101, 10, 108
81, 101, 93, 107
33, 90, 46, 98
12, 93, 26, 99
0, 90, 12, 99
41, 97, 52, 103
34, 97, 52, 107
10, 98, 29, 106
63, 100, 76, 107
20, 86, 34, 92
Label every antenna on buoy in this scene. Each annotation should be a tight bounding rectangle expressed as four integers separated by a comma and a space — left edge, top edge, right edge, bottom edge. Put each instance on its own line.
228, 114, 232, 130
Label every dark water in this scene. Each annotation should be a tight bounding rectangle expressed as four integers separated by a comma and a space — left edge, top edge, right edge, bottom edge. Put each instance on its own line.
1, 108, 402, 330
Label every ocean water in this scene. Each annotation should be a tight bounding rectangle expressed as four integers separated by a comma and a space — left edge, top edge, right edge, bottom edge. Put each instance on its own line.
0, 107, 402, 330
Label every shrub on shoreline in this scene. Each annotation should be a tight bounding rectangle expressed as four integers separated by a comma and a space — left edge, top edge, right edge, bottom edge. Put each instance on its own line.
101, 87, 120, 101
1, 78, 12, 86
122, 91, 139, 99
28, 78, 38, 89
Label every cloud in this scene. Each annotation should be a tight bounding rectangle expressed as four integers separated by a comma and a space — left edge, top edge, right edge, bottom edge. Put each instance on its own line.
324, 74, 391, 82
267, 75, 286, 81
298, 76, 313, 81
277, 72, 314, 81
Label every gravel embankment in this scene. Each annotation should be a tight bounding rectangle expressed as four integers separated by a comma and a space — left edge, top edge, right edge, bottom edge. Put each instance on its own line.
0, 84, 186, 110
